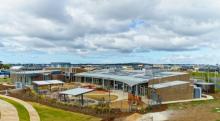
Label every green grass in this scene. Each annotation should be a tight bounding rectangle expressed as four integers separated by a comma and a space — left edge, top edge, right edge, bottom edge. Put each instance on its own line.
0, 77, 12, 84
190, 71, 220, 80
0, 96, 30, 121
213, 107, 220, 113
31, 102, 101, 121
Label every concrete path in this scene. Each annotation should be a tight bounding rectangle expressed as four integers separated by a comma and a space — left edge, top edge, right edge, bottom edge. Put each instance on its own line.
137, 110, 174, 121
0, 95, 40, 121
111, 90, 128, 102
0, 99, 19, 121
162, 94, 214, 105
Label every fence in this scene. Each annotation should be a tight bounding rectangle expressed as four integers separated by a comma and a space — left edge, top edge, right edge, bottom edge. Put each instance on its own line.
8, 88, 131, 120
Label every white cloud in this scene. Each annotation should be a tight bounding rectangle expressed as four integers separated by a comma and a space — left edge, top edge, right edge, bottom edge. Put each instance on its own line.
0, 0, 220, 63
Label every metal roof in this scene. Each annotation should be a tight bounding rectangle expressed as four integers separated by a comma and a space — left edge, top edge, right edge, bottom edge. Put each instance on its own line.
195, 82, 215, 85
75, 70, 188, 86
10, 66, 25, 70
148, 81, 190, 89
33, 80, 64, 86
12, 70, 61, 75
59, 88, 94, 96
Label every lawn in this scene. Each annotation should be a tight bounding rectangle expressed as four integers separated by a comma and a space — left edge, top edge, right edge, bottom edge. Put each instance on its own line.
31, 102, 101, 121
0, 77, 12, 84
0, 96, 30, 121
85, 94, 118, 101
190, 71, 220, 80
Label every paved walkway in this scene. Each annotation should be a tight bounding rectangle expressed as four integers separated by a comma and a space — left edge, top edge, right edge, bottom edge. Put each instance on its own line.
111, 90, 128, 102
0, 99, 19, 121
162, 94, 214, 105
137, 110, 174, 121
0, 95, 40, 121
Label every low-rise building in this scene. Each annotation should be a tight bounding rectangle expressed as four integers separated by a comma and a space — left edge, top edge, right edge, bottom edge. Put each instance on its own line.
75, 69, 193, 102
11, 70, 65, 88
45, 67, 88, 82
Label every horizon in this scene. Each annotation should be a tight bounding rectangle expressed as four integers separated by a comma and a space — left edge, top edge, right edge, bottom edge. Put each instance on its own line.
1, 61, 218, 66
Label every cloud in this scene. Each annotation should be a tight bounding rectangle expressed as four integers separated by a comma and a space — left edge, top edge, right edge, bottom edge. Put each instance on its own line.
160, 52, 220, 64
0, 0, 220, 58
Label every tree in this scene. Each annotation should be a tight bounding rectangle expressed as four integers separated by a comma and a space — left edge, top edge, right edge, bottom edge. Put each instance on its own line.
2, 64, 11, 69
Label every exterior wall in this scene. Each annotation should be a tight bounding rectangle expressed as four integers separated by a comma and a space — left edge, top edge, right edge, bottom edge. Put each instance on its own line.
51, 74, 65, 81
11, 72, 64, 86
32, 75, 44, 81
11, 73, 45, 85
148, 83, 194, 102
148, 74, 191, 85
45, 67, 87, 82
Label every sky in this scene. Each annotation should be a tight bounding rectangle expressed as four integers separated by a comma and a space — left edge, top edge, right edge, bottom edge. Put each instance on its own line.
0, 0, 220, 64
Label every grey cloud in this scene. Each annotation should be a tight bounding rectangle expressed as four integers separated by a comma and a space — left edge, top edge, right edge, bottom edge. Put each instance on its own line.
24, 0, 70, 23
0, 0, 220, 55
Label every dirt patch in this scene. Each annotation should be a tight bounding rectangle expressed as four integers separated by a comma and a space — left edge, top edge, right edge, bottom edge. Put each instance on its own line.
169, 106, 220, 121
0, 84, 15, 91
110, 100, 147, 112
168, 92, 220, 121
85, 94, 118, 101
150, 104, 168, 112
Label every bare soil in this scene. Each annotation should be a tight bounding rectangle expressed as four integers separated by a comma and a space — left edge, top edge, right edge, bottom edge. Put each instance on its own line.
168, 92, 220, 121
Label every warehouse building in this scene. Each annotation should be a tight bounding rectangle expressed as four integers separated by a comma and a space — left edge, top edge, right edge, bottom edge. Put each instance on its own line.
75, 69, 193, 102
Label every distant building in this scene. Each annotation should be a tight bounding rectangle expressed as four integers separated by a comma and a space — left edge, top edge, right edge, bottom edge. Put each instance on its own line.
0, 70, 10, 78
171, 65, 181, 71
50, 62, 71, 68
10, 66, 25, 71
153, 64, 164, 69
122, 66, 134, 71
10, 66, 43, 71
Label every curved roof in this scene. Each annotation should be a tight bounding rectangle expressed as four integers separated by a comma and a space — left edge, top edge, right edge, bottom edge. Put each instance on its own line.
75, 70, 187, 86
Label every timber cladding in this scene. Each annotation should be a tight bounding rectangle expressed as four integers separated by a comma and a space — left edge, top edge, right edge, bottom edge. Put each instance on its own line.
148, 74, 191, 85
148, 83, 194, 102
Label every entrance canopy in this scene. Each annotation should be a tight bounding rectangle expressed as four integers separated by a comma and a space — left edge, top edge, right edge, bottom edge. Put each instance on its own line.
59, 88, 94, 96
